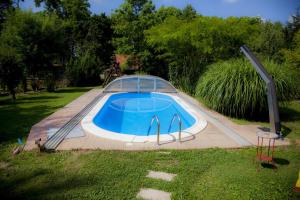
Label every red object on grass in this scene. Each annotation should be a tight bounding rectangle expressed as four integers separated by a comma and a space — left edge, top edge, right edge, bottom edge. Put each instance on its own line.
256, 131, 277, 166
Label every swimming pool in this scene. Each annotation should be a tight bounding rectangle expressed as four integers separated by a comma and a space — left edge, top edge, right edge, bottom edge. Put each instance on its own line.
93, 92, 195, 135
81, 92, 207, 142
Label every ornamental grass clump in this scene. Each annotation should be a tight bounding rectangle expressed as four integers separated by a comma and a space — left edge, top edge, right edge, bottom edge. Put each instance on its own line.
195, 58, 299, 120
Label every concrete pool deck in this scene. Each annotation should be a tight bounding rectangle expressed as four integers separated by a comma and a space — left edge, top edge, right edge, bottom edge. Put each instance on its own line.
24, 88, 289, 151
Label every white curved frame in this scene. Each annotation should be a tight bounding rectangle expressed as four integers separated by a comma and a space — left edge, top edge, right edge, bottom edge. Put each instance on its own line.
81, 93, 207, 143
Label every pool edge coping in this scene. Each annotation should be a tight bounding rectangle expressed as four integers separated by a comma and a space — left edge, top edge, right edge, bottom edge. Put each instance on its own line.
178, 92, 253, 147
81, 92, 208, 143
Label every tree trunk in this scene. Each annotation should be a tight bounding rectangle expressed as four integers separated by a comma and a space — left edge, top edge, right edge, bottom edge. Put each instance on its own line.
11, 90, 16, 101
8, 86, 16, 101
22, 78, 27, 93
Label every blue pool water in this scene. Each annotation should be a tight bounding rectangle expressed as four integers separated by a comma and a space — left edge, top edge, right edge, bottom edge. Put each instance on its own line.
93, 93, 196, 136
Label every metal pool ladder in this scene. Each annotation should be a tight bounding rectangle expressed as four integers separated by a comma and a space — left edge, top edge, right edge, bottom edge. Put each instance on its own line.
149, 115, 160, 144
169, 114, 182, 142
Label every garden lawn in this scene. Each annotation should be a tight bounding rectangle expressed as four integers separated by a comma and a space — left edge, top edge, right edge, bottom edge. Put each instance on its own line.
0, 87, 93, 143
0, 87, 299, 200
0, 147, 299, 199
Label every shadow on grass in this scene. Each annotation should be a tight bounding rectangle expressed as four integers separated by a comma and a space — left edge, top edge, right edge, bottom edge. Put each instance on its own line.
0, 168, 50, 190
273, 157, 290, 165
281, 125, 292, 137
0, 169, 95, 199
0, 105, 62, 143
17, 95, 61, 102
0, 87, 93, 105
0, 87, 92, 143
261, 163, 277, 169
259, 158, 289, 170
0, 96, 61, 106
54, 88, 92, 94
280, 105, 300, 122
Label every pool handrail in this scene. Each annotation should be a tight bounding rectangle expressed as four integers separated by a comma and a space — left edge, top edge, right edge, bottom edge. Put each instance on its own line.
149, 115, 160, 145
169, 114, 182, 142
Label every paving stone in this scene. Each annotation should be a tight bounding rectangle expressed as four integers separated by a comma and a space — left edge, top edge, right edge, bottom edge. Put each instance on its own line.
136, 188, 171, 200
146, 170, 177, 182
157, 151, 171, 155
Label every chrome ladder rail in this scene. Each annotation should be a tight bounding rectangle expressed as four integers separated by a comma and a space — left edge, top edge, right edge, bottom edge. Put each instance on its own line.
148, 115, 160, 144
169, 114, 182, 142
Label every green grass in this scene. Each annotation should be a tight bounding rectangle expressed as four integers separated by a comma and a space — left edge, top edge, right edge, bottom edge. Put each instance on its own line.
0, 147, 299, 199
0, 87, 93, 143
0, 87, 299, 199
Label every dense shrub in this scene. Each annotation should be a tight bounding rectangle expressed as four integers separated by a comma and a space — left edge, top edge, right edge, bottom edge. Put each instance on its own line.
66, 52, 104, 86
195, 59, 299, 120
45, 73, 56, 92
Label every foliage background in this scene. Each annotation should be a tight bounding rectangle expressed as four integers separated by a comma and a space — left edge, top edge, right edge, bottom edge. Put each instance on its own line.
0, 0, 299, 118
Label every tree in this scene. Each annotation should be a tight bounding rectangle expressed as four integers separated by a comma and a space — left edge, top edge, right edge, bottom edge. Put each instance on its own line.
146, 16, 262, 94
61, 0, 90, 39
181, 4, 197, 20
0, 0, 12, 26
155, 6, 182, 23
249, 21, 285, 60
282, 30, 300, 72
0, 0, 24, 27
85, 14, 114, 66
0, 47, 23, 100
36, 0, 114, 86
1, 10, 67, 93
67, 14, 114, 86
112, 0, 156, 54
155, 5, 197, 23
0, 29, 24, 100
285, 6, 300, 47
35, 0, 64, 16
35, 0, 91, 55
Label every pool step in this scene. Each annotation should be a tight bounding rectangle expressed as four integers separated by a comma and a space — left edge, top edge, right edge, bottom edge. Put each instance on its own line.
42, 93, 104, 151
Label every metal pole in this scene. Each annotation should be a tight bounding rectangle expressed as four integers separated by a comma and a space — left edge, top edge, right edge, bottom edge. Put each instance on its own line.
240, 45, 281, 136
169, 114, 182, 142
149, 115, 160, 144
179, 120, 182, 142
157, 117, 160, 145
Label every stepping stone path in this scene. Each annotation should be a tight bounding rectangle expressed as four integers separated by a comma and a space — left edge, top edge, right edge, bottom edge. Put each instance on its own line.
157, 151, 171, 155
137, 188, 171, 200
146, 170, 177, 182
137, 170, 177, 200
